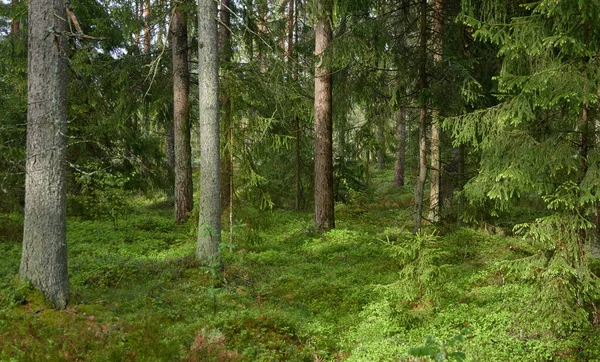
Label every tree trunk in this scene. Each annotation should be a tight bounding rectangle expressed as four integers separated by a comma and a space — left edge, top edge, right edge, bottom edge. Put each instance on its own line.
20, 0, 70, 309
428, 114, 440, 222
171, 2, 193, 223
414, 0, 428, 233
393, 107, 406, 187
219, 0, 232, 210
197, 0, 221, 266
11, 0, 21, 35
428, 0, 443, 223
314, 0, 334, 231
288, 0, 302, 210
376, 117, 385, 170
143, 0, 151, 52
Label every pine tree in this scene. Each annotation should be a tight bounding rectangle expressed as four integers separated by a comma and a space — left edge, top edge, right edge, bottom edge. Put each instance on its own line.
197, 0, 221, 266
20, 0, 70, 309
451, 0, 600, 329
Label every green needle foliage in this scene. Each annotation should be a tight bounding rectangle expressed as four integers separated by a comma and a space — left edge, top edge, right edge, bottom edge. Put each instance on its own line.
448, 0, 600, 331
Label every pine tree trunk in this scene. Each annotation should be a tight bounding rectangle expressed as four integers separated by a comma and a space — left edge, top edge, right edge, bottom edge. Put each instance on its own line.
171, 2, 193, 223
314, 0, 334, 231
414, 0, 428, 233
10, 0, 20, 35
219, 0, 232, 210
428, 115, 440, 222
143, 0, 151, 52
197, 0, 221, 266
428, 0, 444, 223
376, 118, 385, 170
393, 107, 406, 188
20, 0, 70, 309
288, 0, 302, 210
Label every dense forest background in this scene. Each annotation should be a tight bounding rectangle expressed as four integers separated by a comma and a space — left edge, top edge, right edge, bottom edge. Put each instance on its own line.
1, 0, 600, 360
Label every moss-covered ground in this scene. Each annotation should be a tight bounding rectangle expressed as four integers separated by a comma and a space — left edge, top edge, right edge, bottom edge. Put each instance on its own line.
1, 170, 599, 361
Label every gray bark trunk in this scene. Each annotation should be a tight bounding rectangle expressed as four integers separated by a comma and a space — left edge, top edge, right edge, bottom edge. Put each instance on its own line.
171, 3, 193, 223
20, 0, 70, 309
428, 0, 444, 223
393, 107, 406, 187
414, 0, 428, 233
314, 0, 334, 231
197, 0, 221, 266
376, 118, 385, 170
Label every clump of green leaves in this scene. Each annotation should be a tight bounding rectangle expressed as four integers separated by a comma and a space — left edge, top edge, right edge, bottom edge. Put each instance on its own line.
409, 329, 469, 362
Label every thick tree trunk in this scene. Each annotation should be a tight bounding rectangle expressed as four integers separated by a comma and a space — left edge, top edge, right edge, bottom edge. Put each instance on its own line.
314, 0, 334, 231
197, 0, 221, 266
393, 107, 406, 187
20, 0, 70, 309
414, 0, 428, 233
171, 3, 193, 223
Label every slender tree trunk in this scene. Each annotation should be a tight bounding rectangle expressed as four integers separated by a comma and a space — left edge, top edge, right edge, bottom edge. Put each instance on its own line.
376, 117, 385, 170
428, 115, 440, 222
144, 0, 151, 52
197, 0, 221, 266
428, 0, 443, 223
171, 2, 193, 223
288, 0, 302, 210
314, 0, 334, 231
219, 0, 232, 209
414, 0, 428, 233
134, 0, 140, 46
394, 107, 406, 187
20, 0, 70, 309
218, 0, 234, 244
11, 0, 21, 35
166, 121, 175, 203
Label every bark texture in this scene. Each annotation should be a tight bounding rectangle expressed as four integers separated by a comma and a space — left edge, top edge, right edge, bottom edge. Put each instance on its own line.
143, 0, 151, 52
314, 0, 334, 231
428, 114, 440, 222
171, 3, 193, 223
393, 107, 406, 187
20, 0, 70, 309
197, 0, 221, 266
11, 0, 21, 35
428, 0, 444, 223
219, 0, 232, 209
414, 0, 428, 233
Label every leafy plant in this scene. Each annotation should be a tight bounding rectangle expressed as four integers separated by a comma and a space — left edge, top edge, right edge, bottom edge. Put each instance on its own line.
409, 329, 470, 362
385, 229, 449, 306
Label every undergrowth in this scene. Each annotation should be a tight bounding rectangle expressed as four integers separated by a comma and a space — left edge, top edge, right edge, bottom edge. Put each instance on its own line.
1, 170, 599, 361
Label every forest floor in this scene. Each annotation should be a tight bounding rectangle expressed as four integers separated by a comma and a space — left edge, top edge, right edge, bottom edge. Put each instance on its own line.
1, 170, 600, 361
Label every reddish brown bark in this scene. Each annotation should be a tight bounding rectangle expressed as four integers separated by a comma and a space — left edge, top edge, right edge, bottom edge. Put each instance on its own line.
171, 3, 193, 223
314, 0, 334, 231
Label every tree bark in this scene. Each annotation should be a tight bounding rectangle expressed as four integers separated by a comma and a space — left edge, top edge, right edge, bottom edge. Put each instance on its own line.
20, 0, 70, 309
171, 2, 193, 223
428, 114, 440, 222
197, 0, 221, 266
394, 107, 406, 187
219, 0, 232, 209
376, 116, 385, 170
414, 0, 428, 233
428, 0, 443, 223
314, 0, 334, 231
143, 0, 151, 52
11, 0, 21, 35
